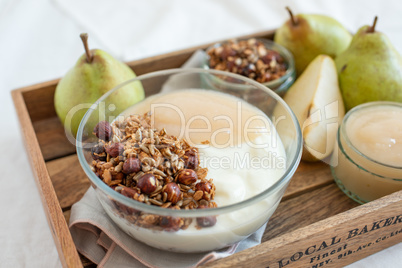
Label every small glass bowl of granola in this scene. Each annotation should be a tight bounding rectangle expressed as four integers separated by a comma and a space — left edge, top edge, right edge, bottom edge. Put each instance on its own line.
203, 38, 296, 96
76, 68, 302, 253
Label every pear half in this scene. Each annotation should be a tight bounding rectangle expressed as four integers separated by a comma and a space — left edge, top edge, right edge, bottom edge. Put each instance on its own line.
284, 55, 345, 161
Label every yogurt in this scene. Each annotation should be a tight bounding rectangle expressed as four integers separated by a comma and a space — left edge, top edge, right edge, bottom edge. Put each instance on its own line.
103, 89, 287, 252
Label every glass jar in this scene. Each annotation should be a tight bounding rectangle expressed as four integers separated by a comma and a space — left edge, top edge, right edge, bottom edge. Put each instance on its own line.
203, 38, 296, 97
331, 101, 402, 204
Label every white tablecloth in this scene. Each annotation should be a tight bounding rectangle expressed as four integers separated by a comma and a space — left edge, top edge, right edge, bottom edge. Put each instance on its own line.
1, 0, 401, 267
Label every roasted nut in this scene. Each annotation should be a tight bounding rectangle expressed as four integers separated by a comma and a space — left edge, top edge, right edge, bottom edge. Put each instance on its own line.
184, 149, 199, 170
163, 182, 182, 204
93, 121, 113, 141
113, 172, 124, 181
195, 181, 212, 193
195, 181, 213, 201
113, 200, 138, 215
121, 187, 139, 199
106, 143, 125, 157
177, 169, 198, 185
196, 205, 217, 227
123, 158, 141, 174
196, 216, 217, 228
159, 216, 183, 232
139, 214, 159, 226
91, 143, 106, 161
137, 174, 157, 194
193, 190, 203, 201
114, 197, 140, 215
102, 169, 112, 184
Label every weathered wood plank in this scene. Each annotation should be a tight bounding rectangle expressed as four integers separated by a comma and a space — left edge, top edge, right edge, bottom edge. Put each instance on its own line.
264, 183, 359, 242
46, 154, 90, 209
12, 89, 83, 268
34, 117, 76, 161
283, 161, 333, 200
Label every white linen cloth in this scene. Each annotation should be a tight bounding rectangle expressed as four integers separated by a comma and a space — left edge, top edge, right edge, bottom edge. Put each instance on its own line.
1, 0, 401, 267
69, 188, 266, 268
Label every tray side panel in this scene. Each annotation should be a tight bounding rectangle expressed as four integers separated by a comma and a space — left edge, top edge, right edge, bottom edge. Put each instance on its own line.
12, 89, 83, 268
203, 191, 402, 268
21, 79, 59, 122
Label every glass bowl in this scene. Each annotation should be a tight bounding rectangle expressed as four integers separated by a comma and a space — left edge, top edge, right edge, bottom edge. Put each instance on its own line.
202, 38, 296, 96
76, 68, 302, 253
331, 102, 402, 204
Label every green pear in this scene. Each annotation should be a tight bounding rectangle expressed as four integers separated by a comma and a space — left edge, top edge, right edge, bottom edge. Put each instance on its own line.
274, 7, 352, 75
335, 17, 402, 111
54, 33, 144, 138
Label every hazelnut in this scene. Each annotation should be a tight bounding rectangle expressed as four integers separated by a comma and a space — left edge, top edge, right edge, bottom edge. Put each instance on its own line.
106, 143, 125, 157
177, 169, 198, 185
195, 181, 213, 201
121, 187, 139, 199
195, 181, 212, 193
93, 121, 113, 141
163, 182, 182, 204
113, 200, 138, 215
137, 174, 157, 194
91, 143, 106, 161
159, 216, 183, 232
196, 205, 217, 227
122, 158, 141, 174
196, 216, 217, 228
184, 149, 199, 169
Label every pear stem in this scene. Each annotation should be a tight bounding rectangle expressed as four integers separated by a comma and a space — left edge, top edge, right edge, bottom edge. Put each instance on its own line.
80, 33, 93, 63
286, 6, 298, 26
368, 16, 378, 33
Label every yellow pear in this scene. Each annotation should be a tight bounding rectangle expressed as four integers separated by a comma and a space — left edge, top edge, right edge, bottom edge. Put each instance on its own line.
283, 55, 345, 161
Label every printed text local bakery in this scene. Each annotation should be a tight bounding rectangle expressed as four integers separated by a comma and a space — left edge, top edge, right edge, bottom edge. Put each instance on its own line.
267, 214, 402, 268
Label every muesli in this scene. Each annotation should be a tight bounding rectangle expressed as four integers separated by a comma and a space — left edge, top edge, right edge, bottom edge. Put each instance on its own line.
207, 38, 287, 83
90, 112, 217, 231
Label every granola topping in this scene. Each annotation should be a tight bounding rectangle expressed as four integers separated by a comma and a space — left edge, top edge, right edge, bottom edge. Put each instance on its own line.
91, 113, 217, 231
207, 38, 287, 83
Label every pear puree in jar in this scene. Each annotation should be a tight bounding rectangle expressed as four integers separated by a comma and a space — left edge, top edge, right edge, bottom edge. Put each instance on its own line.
105, 89, 287, 252
333, 103, 402, 203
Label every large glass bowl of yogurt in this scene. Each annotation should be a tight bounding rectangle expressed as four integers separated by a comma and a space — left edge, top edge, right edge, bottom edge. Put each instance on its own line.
76, 68, 302, 253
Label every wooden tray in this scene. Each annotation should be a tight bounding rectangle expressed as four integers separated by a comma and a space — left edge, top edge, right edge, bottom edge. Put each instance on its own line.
12, 29, 402, 268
